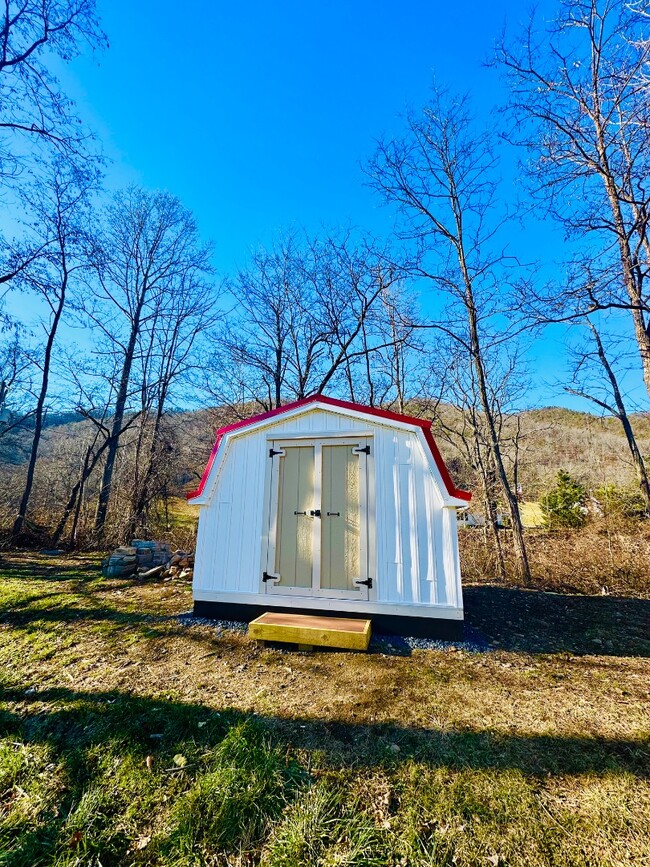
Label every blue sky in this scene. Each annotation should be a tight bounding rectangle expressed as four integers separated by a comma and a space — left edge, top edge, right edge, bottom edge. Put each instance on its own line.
41, 0, 648, 412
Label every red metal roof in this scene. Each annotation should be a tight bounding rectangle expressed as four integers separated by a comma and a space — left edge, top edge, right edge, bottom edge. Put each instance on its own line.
187, 394, 472, 502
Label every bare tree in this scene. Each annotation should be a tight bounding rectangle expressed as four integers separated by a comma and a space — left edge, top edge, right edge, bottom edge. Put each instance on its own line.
312, 234, 409, 399
350, 282, 420, 410
0, 1, 106, 179
0, 1, 106, 387
367, 86, 532, 581
86, 187, 215, 538
47, 359, 143, 546
125, 266, 222, 539
566, 316, 650, 512
497, 0, 650, 395
218, 235, 308, 410
426, 334, 529, 580
430, 348, 507, 579
10, 160, 95, 540
211, 231, 409, 411
0, 329, 30, 434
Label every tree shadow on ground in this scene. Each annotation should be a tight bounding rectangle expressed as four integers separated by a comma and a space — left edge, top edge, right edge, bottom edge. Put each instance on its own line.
464, 586, 650, 657
2, 551, 649, 658
0, 602, 228, 650
2, 586, 649, 657
1, 685, 648, 779
0, 552, 205, 646
0, 553, 103, 581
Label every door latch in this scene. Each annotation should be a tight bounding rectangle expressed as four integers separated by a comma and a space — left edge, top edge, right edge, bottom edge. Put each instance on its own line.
262, 571, 280, 582
309, 509, 321, 518
354, 577, 373, 588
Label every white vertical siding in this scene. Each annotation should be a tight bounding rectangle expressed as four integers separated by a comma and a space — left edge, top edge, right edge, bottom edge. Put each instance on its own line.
193, 407, 463, 614
441, 506, 462, 609
269, 408, 369, 435
372, 427, 396, 603
370, 426, 459, 608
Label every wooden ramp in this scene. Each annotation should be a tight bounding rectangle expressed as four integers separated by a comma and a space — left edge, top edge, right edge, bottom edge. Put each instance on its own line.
249, 612, 371, 651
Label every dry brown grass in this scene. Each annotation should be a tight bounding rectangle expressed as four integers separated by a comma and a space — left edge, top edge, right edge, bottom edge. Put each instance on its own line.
460, 523, 650, 597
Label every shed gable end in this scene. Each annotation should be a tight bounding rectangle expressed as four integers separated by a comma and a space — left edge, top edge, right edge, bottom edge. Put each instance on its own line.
187, 396, 471, 505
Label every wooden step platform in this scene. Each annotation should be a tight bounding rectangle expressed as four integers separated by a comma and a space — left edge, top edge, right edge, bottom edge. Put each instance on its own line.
249, 612, 371, 651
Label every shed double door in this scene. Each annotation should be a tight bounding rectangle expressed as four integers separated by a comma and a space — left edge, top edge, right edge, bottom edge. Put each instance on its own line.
264, 438, 372, 600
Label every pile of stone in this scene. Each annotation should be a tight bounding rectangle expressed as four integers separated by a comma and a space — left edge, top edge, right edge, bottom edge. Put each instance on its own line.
132, 539, 172, 569
102, 546, 139, 578
101, 540, 194, 581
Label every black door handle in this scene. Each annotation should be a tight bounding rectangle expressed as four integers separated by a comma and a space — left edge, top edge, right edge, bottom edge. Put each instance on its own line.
294, 511, 307, 515
327, 511, 340, 516
310, 509, 321, 517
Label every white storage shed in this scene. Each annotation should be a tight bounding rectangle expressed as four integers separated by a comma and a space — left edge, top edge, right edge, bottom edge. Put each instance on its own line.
188, 396, 471, 637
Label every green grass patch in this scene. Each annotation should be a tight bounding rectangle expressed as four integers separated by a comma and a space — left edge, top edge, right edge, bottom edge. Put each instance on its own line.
0, 697, 304, 865
0, 552, 648, 865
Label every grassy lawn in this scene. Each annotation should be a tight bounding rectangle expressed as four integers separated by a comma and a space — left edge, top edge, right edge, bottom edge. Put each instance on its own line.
0, 553, 648, 866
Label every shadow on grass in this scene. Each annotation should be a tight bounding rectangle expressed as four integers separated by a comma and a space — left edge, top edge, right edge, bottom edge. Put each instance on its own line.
0, 552, 204, 646
0, 553, 103, 582
2, 551, 649, 657
3, 590, 650, 657
1, 685, 648, 780
464, 586, 650, 657
0, 603, 226, 652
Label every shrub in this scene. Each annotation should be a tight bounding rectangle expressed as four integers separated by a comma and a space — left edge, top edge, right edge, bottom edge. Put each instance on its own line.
594, 484, 647, 519
540, 470, 588, 529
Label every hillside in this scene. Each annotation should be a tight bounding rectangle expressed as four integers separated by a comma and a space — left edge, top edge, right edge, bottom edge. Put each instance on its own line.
21, 404, 650, 502
3, 401, 648, 547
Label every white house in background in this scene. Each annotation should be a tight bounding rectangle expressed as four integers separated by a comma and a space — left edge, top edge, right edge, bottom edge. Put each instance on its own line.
187, 395, 472, 638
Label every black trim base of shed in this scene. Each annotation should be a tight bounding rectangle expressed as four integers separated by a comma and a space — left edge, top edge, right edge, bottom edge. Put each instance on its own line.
192, 600, 464, 640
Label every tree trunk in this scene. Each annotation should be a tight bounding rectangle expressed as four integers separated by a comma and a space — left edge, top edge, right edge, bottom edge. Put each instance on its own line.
589, 323, 650, 513
11, 264, 68, 541
93, 291, 146, 536
591, 80, 650, 397
51, 437, 107, 545
483, 487, 506, 580
69, 473, 86, 547
475, 439, 506, 580
125, 411, 150, 541
602, 176, 650, 395
460, 253, 531, 582
127, 407, 165, 541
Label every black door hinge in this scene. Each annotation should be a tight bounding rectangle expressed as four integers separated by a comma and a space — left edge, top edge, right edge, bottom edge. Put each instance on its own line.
262, 571, 276, 582
269, 448, 283, 457
354, 445, 370, 455
355, 577, 373, 588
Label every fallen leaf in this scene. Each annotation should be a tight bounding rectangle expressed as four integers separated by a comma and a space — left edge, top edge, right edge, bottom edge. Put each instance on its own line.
145, 755, 154, 770
173, 753, 187, 768
136, 835, 151, 850
69, 830, 82, 849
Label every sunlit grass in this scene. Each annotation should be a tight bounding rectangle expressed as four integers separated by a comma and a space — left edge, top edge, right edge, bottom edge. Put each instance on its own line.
0, 552, 648, 865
